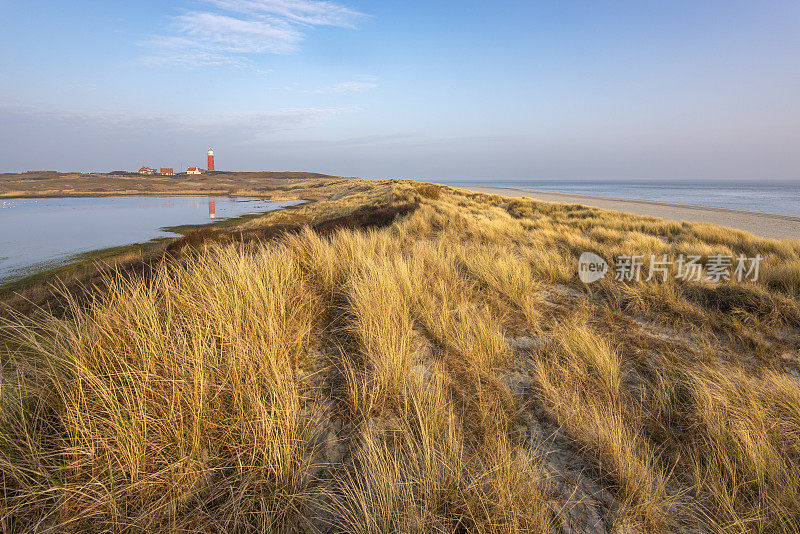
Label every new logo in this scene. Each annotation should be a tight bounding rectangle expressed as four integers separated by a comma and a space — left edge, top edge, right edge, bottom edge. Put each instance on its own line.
578, 252, 609, 284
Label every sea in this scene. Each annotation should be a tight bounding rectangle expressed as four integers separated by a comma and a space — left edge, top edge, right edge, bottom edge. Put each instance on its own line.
438, 180, 800, 218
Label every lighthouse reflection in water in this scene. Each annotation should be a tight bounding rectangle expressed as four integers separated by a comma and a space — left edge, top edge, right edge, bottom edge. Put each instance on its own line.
209, 197, 216, 219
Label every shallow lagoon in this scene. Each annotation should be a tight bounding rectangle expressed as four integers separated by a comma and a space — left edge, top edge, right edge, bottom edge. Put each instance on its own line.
0, 196, 299, 284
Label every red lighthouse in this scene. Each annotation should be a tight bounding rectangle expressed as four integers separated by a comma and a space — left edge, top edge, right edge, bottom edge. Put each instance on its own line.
207, 148, 215, 171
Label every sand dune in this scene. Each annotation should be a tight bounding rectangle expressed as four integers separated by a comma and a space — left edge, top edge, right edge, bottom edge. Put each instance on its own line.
461, 185, 800, 240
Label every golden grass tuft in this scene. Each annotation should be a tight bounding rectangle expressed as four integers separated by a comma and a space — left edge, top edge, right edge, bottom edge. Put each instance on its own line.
1, 245, 321, 531
531, 316, 673, 529
415, 183, 442, 200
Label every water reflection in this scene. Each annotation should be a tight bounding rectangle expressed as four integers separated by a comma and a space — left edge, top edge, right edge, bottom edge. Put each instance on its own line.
0, 196, 301, 284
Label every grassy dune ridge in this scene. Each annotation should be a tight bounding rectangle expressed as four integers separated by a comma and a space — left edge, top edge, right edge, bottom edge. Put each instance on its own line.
2, 179, 800, 532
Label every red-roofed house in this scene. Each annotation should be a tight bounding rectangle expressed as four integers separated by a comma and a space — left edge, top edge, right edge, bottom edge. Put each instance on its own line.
160, 168, 174, 176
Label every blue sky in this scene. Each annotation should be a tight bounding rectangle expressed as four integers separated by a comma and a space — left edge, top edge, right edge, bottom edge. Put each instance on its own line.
2, 0, 799, 180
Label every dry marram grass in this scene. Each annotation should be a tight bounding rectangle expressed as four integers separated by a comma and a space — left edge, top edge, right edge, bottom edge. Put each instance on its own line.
2, 179, 800, 532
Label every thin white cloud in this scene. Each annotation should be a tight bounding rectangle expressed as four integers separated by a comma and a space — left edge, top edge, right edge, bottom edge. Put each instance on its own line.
313, 76, 379, 94
144, 0, 365, 67
174, 12, 300, 54
203, 0, 366, 27
143, 36, 252, 67
0, 104, 353, 139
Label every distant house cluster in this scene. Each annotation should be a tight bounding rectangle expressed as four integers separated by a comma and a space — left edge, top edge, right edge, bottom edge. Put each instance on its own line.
137, 148, 215, 176
138, 166, 192, 176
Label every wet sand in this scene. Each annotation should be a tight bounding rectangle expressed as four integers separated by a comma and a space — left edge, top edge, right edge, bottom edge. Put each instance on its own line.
461, 186, 800, 241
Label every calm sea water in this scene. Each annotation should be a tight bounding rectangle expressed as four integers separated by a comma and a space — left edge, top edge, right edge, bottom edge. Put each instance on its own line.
440, 180, 800, 218
0, 196, 300, 284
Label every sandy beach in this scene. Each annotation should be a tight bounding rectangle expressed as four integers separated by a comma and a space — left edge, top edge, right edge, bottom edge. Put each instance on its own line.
462, 185, 800, 241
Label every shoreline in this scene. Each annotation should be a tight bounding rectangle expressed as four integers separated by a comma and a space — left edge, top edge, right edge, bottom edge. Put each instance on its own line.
0, 190, 296, 199
458, 185, 800, 240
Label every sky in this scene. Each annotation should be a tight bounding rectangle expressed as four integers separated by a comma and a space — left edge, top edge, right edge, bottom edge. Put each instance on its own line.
1, 0, 799, 181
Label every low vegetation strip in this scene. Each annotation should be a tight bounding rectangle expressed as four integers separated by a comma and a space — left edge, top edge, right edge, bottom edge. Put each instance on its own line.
1, 179, 800, 532
0, 171, 346, 198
